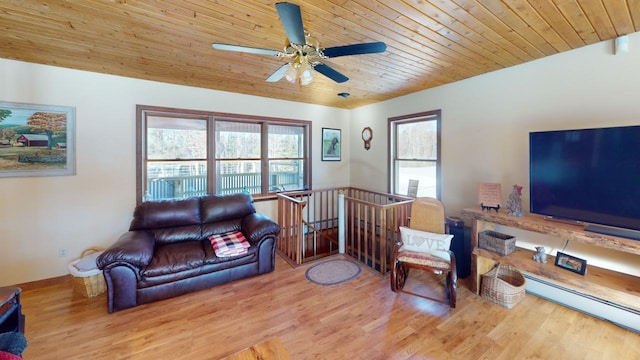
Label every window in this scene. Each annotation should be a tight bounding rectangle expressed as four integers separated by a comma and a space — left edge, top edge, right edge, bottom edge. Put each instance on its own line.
137, 106, 310, 203
388, 110, 441, 199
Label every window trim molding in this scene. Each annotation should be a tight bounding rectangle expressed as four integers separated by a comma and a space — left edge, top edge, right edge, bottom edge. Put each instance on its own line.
136, 105, 312, 204
387, 110, 442, 199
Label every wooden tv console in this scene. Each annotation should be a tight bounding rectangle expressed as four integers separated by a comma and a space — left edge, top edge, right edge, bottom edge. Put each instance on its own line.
461, 208, 640, 312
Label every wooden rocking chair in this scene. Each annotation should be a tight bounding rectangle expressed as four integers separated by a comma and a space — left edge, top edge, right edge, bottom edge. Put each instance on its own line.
390, 197, 457, 308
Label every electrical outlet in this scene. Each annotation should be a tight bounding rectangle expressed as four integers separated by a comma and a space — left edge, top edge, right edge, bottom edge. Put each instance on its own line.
58, 248, 67, 258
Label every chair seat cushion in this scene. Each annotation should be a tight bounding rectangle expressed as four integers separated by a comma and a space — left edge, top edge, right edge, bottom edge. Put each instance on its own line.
397, 248, 451, 269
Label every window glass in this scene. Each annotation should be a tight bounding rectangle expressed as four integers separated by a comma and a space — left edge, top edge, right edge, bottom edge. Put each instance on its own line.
147, 117, 207, 160
215, 121, 260, 159
394, 160, 437, 198
389, 111, 441, 199
397, 121, 437, 160
268, 124, 305, 192
137, 106, 310, 203
215, 121, 262, 194
145, 116, 207, 201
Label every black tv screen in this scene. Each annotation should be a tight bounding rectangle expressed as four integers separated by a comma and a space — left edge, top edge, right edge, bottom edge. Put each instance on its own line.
529, 125, 640, 233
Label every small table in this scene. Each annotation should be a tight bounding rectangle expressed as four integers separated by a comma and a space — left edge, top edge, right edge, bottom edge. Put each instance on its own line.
0, 287, 25, 334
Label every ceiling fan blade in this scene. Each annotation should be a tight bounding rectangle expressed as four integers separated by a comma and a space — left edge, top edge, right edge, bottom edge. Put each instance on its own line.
266, 64, 290, 82
314, 63, 349, 83
212, 43, 279, 56
275, 2, 306, 45
322, 42, 387, 58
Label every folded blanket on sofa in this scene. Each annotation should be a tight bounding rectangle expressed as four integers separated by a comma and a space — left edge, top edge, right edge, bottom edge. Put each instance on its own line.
209, 231, 250, 257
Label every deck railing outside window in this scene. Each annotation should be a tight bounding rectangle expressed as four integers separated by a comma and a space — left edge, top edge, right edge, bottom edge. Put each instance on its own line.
145, 171, 300, 201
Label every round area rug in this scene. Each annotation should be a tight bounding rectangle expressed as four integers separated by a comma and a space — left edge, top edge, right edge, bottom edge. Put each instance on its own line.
305, 259, 361, 286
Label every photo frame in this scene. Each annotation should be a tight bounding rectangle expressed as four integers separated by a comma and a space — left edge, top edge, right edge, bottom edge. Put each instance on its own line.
0, 101, 76, 177
478, 182, 502, 212
554, 251, 587, 275
321, 128, 341, 161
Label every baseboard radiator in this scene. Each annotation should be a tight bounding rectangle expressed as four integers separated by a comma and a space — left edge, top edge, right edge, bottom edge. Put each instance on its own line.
523, 273, 640, 333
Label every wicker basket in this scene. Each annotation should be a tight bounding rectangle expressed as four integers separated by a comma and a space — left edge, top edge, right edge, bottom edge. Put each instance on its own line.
478, 230, 516, 256
481, 263, 526, 309
68, 248, 106, 298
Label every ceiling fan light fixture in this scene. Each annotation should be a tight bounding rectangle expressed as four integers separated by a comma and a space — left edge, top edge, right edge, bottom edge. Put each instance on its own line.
299, 61, 314, 85
284, 63, 298, 83
300, 73, 314, 85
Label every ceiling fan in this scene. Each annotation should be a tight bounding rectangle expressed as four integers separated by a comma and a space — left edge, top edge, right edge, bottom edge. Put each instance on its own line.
212, 2, 387, 86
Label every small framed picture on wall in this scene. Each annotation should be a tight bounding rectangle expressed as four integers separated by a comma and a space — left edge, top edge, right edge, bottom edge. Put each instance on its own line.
322, 128, 341, 161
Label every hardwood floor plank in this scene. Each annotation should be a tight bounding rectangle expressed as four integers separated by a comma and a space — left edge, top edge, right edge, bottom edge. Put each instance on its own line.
18, 254, 640, 359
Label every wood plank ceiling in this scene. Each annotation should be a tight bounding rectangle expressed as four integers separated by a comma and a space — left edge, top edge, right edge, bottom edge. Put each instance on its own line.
1, 1, 638, 109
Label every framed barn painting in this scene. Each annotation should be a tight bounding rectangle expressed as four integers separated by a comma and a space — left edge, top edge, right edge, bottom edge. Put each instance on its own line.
321, 128, 341, 161
0, 101, 76, 177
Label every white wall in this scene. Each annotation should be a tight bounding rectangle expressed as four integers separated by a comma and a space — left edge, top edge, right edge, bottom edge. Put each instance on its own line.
349, 32, 640, 275
350, 32, 640, 217
0, 59, 349, 285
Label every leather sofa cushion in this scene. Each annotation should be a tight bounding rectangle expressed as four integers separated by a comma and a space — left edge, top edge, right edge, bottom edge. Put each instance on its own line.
202, 219, 242, 239
129, 197, 201, 231
152, 224, 202, 245
200, 193, 255, 223
143, 241, 205, 278
139, 239, 257, 288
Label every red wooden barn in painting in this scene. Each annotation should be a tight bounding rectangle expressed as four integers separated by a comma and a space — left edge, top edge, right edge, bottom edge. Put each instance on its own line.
16, 134, 48, 147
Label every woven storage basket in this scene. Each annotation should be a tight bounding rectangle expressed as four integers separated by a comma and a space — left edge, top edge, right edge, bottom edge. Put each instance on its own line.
478, 230, 516, 256
481, 263, 526, 309
68, 247, 106, 298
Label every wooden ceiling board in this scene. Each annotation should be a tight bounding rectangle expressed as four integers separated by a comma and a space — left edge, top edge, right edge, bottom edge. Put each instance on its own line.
579, 0, 619, 39
0, 0, 637, 109
452, 0, 548, 59
602, 0, 636, 35
524, 0, 586, 49
553, 0, 601, 44
476, 0, 560, 56
631, 0, 640, 28
431, 0, 537, 62
400, 0, 521, 67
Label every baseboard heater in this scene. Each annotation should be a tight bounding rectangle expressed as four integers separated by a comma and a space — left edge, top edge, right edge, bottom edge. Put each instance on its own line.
523, 273, 640, 333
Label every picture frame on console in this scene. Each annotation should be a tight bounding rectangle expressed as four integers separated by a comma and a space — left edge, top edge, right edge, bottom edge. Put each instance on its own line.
0, 101, 76, 177
554, 252, 587, 275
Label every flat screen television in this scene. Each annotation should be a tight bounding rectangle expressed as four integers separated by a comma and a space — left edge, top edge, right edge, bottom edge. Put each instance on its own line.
529, 125, 640, 240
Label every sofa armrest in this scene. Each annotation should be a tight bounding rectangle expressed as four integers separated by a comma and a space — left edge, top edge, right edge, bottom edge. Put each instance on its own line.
242, 213, 281, 244
97, 230, 155, 270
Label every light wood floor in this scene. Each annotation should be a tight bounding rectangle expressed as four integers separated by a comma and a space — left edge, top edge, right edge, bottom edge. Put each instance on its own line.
20, 254, 640, 360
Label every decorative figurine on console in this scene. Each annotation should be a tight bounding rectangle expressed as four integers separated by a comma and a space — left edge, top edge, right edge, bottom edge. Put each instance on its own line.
532, 246, 547, 263
506, 184, 524, 217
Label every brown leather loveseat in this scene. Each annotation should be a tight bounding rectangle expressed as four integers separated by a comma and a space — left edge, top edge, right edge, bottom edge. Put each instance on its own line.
97, 193, 280, 313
